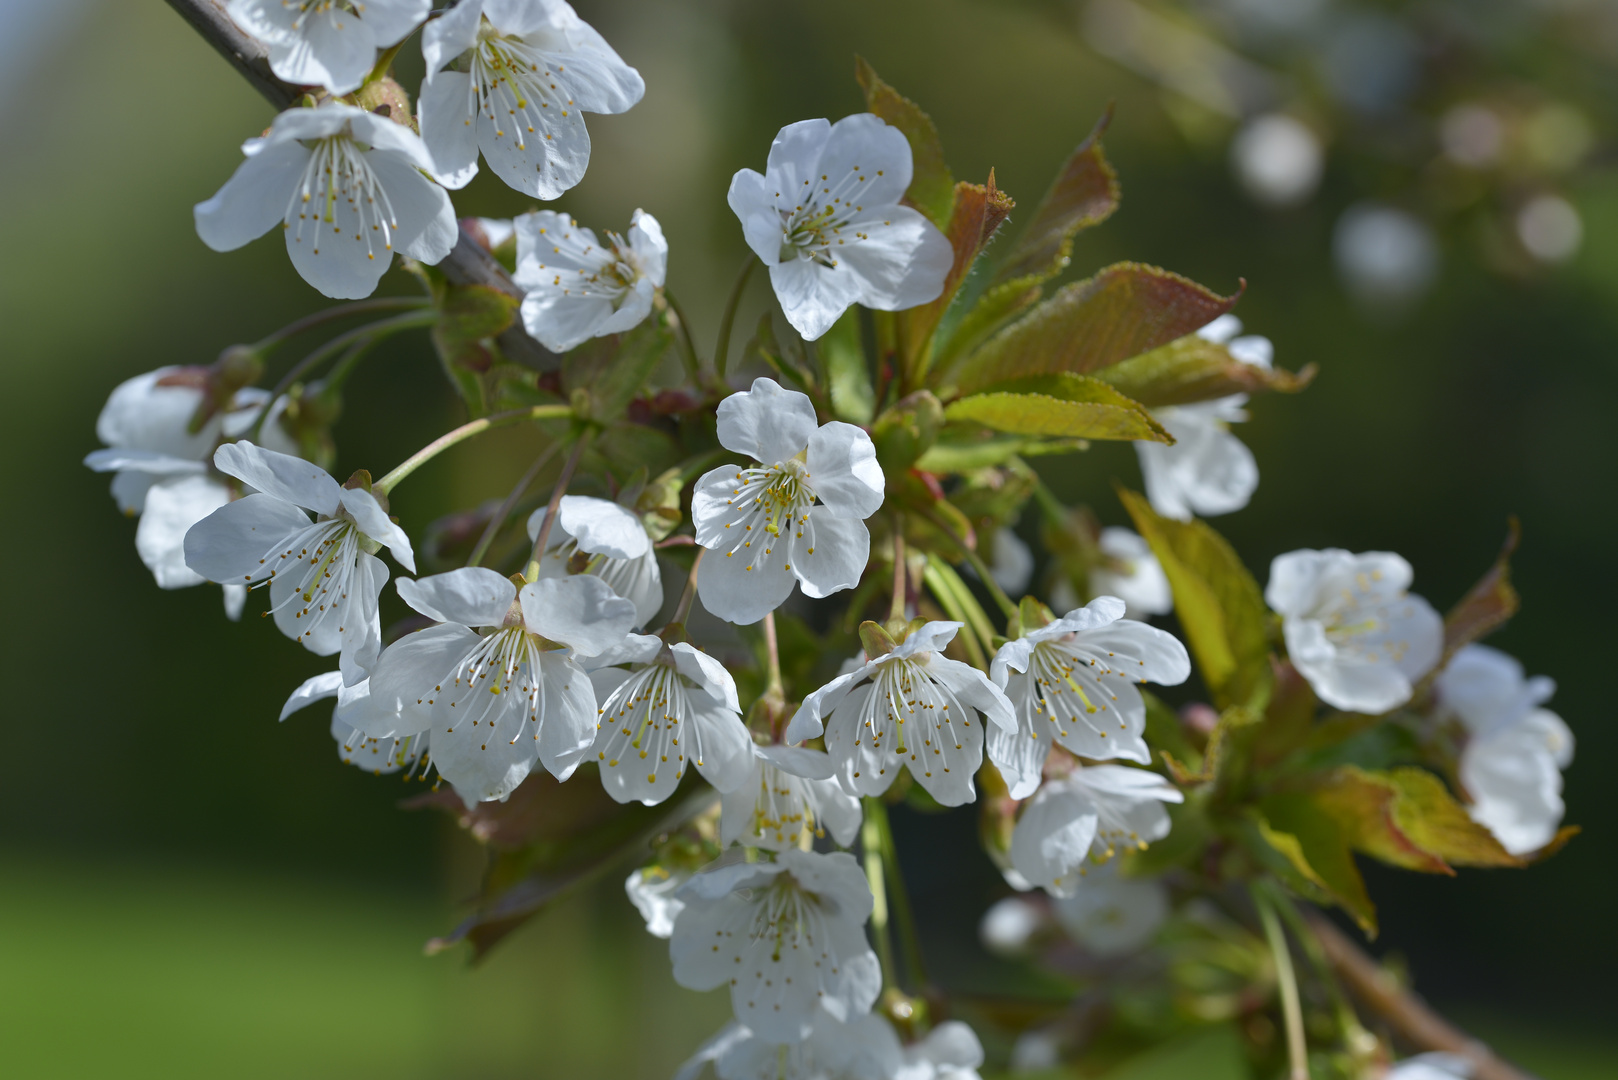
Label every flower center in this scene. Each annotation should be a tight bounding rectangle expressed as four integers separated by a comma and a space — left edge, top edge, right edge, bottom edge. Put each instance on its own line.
748, 764, 821, 848
748, 874, 830, 963
1023, 640, 1121, 742
596, 663, 700, 786
714, 458, 817, 572
847, 655, 969, 782
469, 22, 576, 152
284, 133, 398, 262
285, 1, 358, 31
776, 163, 879, 268
419, 627, 557, 748
249, 517, 362, 642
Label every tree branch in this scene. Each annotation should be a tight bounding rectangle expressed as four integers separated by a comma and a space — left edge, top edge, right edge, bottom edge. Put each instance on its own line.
162, 0, 554, 370
1304, 912, 1540, 1080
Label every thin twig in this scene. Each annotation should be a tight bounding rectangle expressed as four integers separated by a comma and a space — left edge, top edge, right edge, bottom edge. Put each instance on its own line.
861, 799, 899, 992
670, 548, 704, 625
375, 405, 572, 495
1304, 911, 1539, 1080
1254, 886, 1311, 1080
467, 442, 563, 569
247, 297, 430, 354
713, 254, 757, 380
162, 0, 554, 370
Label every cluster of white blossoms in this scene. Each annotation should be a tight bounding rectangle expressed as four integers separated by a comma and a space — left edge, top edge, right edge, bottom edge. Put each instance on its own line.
101, 5, 1576, 1074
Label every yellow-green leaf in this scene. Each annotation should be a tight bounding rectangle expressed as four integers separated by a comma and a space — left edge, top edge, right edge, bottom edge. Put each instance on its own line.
946, 262, 1242, 395
821, 308, 874, 424
1094, 332, 1316, 408
944, 375, 1169, 442
1120, 489, 1271, 711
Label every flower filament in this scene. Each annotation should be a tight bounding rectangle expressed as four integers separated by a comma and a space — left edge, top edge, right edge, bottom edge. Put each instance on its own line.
468, 21, 574, 154
775, 163, 876, 268
425, 626, 552, 748
284, 132, 399, 262
596, 662, 702, 785
848, 655, 971, 781
717, 459, 816, 572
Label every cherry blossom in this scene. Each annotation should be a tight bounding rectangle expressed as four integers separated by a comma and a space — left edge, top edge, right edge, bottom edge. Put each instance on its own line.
195, 103, 456, 299
1051, 860, 1169, 956
674, 1014, 902, 1080
988, 597, 1191, 800
1435, 644, 1574, 855
362, 568, 637, 802
625, 864, 687, 939
184, 442, 415, 683
1266, 548, 1443, 714
719, 744, 862, 852
585, 633, 753, 805
278, 670, 427, 776
527, 495, 664, 627
226, 0, 431, 95
787, 622, 1015, 807
513, 209, 667, 352
1010, 764, 1183, 896
418, 0, 644, 197
693, 378, 883, 624
1135, 315, 1271, 521
669, 849, 880, 1043
728, 114, 952, 340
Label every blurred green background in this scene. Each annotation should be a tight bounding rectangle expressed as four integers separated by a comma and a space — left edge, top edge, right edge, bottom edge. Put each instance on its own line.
2, 1, 1614, 1076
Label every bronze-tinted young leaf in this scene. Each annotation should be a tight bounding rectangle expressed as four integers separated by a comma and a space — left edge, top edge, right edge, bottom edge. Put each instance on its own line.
1435, 519, 1521, 674
431, 282, 522, 413
993, 107, 1119, 286
872, 390, 944, 473
1381, 766, 1529, 870
947, 263, 1243, 395
855, 56, 955, 229
928, 279, 1044, 379
943, 375, 1170, 442
1309, 767, 1453, 877
821, 308, 875, 424
1120, 489, 1271, 711
1093, 332, 1316, 408
903, 172, 1017, 377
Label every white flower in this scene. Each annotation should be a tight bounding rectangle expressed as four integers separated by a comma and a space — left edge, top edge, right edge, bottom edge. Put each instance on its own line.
625, 864, 687, 939
1266, 548, 1444, 714
720, 744, 863, 852
418, 0, 643, 197
184, 442, 415, 683
195, 103, 457, 300
226, 0, 431, 94
1051, 860, 1169, 956
669, 848, 880, 1044
512, 208, 667, 351
279, 670, 428, 775
84, 367, 297, 615
1134, 315, 1271, 521
727, 114, 953, 340
693, 378, 884, 625
527, 494, 664, 626
1387, 1053, 1474, 1080
897, 1021, 986, 1080
1050, 528, 1172, 621
987, 597, 1191, 800
675, 1014, 902, 1080
183, 443, 414, 680
363, 567, 637, 802
1010, 764, 1183, 897
585, 632, 753, 805
1435, 645, 1573, 855
787, 622, 1016, 807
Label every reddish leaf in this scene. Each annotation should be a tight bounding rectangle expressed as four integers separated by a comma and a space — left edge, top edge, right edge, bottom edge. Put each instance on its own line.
1093, 332, 1316, 408
903, 173, 1016, 376
994, 107, 1120, 286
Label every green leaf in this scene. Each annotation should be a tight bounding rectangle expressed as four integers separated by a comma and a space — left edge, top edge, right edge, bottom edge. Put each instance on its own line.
821, 308, 875, 424
1380, 766, 1531, 869
1119, 489, 1272, 711
1258, 791, 1378, 933
1094, 332, 1316, 408
914, 429, 1081, 472
872, 391, 944, 474
946, 262, 1242, 395
943, 375, 1169, 442
563, 317, 673, 423
855, 56, 954, 229
994, 107, 1119, 287
903, 172, 1016, 379
927, 279, 1043, 379
1099, 1023, 1250, 1080
430, 283, 521, 414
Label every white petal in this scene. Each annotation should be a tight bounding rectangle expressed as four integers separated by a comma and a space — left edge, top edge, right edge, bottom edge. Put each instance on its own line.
182, 491, 312, 583
695, 530, 798, 626
768, 255, 863, 342
362, 147, 459, 266
1068, 619, 1192, 686
139, 476, 232, 588
715, 377, 818, 464
396, 566, 515, 627
477, 90, 591, 200
213, 440, 342, 515
534, 651, 598, 781
223, 584, 247, 621
362, 623, 481, 736
520, 574, 638, 656
987, 697, 1052, 801
519, 288, 617, 352
1011, 782, 1101, 897
354, 0, 432, 46
583, 632, 664, 670
420, 0, 483, 72
624, 867, 686, 940
93, 368, 217, 459
792, 507, 869, 598
1052, 861, 1169, 956
85, 448, 207, 478
418, 71, 481, 189
627, 210, 667, 286
1137, 409, 1257, 521
195, 137, 312, 253
670, 643, 741, 712
688, 693, 756, 795
805, 421, 884, 520
727, 167, 786, 266
279, 671, 345, 722
785, 667, 865, 743
834, 203, 953, 311
339, 486, 415, 571
272, 6, 378, 94
558, 495, 649, 559
927, 655, 1017, 733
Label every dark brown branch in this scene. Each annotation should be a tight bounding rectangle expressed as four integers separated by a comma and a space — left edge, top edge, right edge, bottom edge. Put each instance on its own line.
1305, 912, 1540, 1080
161, 0, 555, 370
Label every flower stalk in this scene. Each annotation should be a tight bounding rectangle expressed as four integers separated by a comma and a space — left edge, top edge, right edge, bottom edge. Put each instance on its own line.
466, 442, 563, 569
1254, 884, 1311, 1080
375, 404, 573, 496
712, 254, 757, 379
